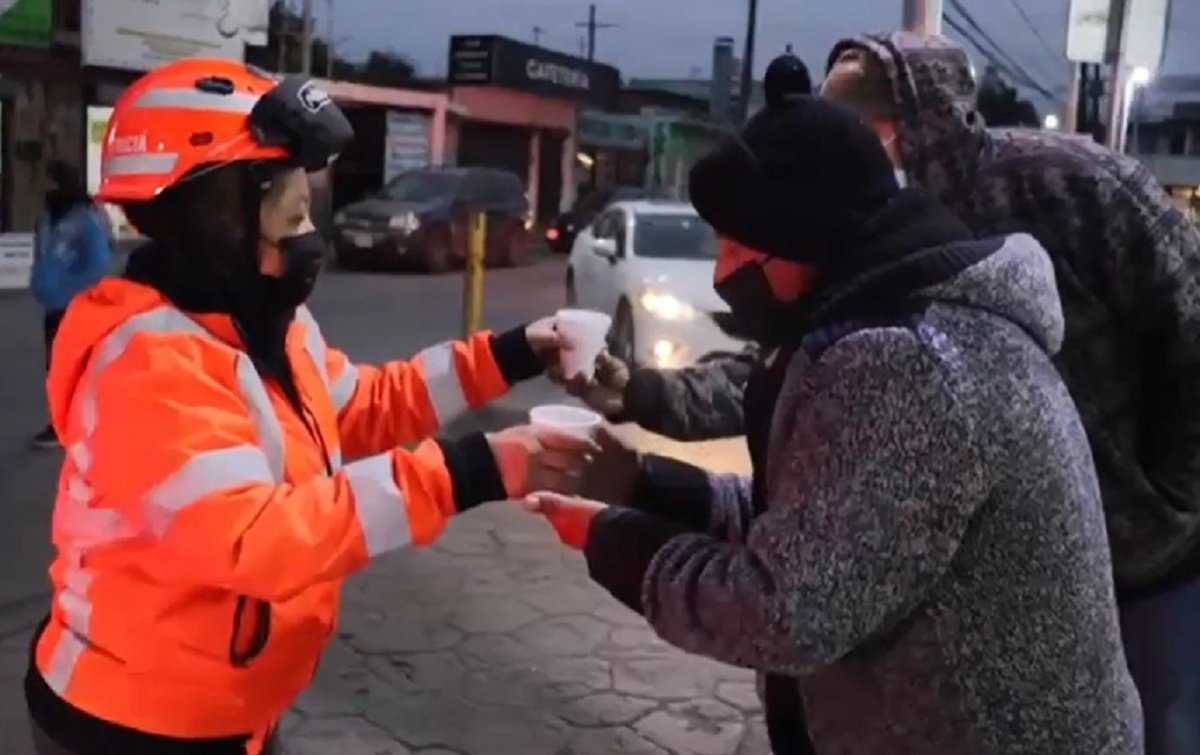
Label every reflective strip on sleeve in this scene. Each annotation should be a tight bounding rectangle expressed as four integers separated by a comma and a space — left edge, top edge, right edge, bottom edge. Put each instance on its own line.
327, 364, 359, 414
342, 453, 411, 557
141, 445, 276, 538
413, 342, 470, 426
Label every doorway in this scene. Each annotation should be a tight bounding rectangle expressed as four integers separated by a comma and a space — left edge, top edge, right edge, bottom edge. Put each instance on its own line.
536, 130, 565, 222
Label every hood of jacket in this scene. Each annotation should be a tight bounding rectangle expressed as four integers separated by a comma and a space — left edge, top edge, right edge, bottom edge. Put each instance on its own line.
921, 232, 1064, 355
45, 279, 241, 439
825, 31, 986, 208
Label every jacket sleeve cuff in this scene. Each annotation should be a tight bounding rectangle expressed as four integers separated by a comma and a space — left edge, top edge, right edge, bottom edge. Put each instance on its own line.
437, 432, 507, 512
584, 507, 688, 615
627, 453, 715, 531
617, 367, 666, 424
489, 326, 543, 385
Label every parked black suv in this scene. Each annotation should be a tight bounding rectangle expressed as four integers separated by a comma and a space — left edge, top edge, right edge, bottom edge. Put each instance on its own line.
333, 167, 532, 273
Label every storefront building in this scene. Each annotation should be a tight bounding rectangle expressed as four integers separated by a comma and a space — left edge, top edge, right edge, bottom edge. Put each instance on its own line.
0, 0, 87, 288
447, 35, 620, 222
314, 79, 460, 209
575, 110, 647, 193
643, 109, 726, 200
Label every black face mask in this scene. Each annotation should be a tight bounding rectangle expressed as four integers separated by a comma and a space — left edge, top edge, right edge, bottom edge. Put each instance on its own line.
262, 230, 326, 308
714, 262, 797, 345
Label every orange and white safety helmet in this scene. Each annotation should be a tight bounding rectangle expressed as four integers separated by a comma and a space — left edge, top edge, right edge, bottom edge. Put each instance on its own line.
97, 58, 353, 203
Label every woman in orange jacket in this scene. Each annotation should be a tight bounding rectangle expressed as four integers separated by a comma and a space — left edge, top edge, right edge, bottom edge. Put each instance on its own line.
23, 59, 592, 755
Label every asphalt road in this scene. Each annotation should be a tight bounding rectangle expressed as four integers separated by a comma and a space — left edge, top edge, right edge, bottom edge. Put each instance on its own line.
0, 258, 762, 755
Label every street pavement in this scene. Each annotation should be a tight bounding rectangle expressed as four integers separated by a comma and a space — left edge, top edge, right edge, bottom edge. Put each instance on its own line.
0, 256, 761, 755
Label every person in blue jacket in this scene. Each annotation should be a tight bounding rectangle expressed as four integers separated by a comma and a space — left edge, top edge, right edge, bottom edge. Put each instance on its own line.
29, 161, 112, 448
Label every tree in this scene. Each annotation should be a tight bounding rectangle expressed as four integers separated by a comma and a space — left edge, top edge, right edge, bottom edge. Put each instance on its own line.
976, 65, 1040, 128
244, 0, 416, 87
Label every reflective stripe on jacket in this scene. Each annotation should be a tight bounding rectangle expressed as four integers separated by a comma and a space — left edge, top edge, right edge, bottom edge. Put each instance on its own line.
34, 278, 522, 739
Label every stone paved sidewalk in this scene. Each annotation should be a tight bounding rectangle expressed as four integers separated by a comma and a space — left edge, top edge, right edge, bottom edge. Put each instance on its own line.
279, 431, 758, 754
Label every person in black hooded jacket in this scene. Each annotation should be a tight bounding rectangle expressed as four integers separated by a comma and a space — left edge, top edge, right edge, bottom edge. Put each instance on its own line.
526, 95, 1142, 754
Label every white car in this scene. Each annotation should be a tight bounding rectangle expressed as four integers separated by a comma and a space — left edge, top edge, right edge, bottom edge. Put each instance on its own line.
565, 200, 747, 369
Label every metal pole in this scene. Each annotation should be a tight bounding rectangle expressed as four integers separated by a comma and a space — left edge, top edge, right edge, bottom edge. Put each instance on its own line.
463, 212, 486, 337
586, 4, 596, 62
299, 0, 315, 75
902, 0, 943, 34
1104, 64, 1129, 152
739, 0, 758, 122
324, 0, 334, 78
1064, 63, 1082, 133
921, 0, 944, 34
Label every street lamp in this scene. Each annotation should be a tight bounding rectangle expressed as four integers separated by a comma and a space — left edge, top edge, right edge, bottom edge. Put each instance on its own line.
1043, 114, 1060, 130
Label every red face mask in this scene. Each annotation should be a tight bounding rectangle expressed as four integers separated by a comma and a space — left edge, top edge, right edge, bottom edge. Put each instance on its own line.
713, 238, 815, 344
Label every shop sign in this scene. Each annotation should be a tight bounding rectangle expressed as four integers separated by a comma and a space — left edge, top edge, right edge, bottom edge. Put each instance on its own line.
0, 0, 52, 47
0, 233, 33, 290
383, 111, 432, 183
448, 35, 620, 107
81, 0, 269, 72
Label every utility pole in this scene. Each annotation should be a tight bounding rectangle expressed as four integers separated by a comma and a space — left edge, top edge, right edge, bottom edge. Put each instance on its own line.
324, 0, 335, 77
901, 0, 944, 34
738, 0, 758, 121
574, 4, 617, 62
299, 0, 315, 75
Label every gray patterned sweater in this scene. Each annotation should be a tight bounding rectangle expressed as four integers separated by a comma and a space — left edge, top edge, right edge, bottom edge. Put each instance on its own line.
588, 235, 1142, 754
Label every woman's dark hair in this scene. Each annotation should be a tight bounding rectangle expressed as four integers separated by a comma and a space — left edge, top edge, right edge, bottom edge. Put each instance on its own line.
121, 160, 292, 245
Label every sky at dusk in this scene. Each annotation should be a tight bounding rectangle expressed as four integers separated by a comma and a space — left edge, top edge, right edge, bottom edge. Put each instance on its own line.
312, 0, 1199, 109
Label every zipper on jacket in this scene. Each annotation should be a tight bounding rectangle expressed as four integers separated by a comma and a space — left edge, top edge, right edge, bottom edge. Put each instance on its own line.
224, 321, 335, 669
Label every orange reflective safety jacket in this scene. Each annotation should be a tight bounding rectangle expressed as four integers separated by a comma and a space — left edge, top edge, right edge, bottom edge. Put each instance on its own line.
33, 277, 536, 743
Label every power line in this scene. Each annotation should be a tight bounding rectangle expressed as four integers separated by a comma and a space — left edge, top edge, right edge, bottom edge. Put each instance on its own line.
1003, 0, 1061, 70
943, 11, 1057, 101
946, 0, 1048, 90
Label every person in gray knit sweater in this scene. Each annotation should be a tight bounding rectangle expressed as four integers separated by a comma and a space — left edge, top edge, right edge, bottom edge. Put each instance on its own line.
526, 94, 1142, 754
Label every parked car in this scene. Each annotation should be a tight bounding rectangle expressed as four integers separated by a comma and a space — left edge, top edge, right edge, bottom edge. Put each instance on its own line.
333, 167, 532, 273
546, 185, 659, 254
566, 200, 747, 369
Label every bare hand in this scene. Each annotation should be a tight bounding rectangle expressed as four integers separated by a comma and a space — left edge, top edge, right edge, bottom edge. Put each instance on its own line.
524, 317, 563, 355
578, 424, 641, 506
553, 350, 630, 418
487, 425, 599, 499
520, 491, 607, 549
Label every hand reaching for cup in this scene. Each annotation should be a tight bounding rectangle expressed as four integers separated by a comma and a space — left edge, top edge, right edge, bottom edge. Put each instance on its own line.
520, 491, 607, 549
486, 425, 598, 499
549, 349, 630, 418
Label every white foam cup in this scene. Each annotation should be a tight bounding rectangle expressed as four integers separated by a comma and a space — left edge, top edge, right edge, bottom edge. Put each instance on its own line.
529, 404, 603, 440
555, 308, 612, 380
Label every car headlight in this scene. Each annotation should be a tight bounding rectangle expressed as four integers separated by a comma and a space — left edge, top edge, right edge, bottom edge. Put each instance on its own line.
639, 289, 696, 321
388, 212, 420, 233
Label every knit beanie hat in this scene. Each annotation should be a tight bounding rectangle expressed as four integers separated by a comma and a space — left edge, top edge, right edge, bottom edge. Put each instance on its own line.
763, 47, 812, 108
688, 95, 899, 266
